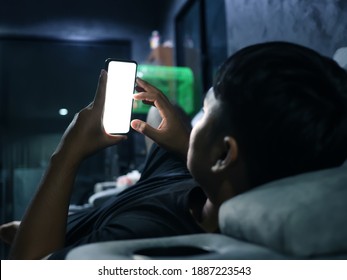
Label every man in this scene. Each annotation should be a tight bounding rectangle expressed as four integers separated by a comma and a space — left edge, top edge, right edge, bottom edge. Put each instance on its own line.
5, 41, 347, 259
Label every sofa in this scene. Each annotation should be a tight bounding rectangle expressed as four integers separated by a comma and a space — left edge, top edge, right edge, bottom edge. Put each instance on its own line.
66, 161, 347, 260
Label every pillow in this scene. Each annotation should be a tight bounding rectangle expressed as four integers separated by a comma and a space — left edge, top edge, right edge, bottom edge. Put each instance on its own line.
219, 162, 347, 257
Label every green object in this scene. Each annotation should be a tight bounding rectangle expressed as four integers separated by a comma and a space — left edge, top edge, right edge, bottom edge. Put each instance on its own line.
134, 65, 197, 115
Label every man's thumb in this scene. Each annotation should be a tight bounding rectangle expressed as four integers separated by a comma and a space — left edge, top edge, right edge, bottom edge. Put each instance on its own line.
131, 119, 157, 140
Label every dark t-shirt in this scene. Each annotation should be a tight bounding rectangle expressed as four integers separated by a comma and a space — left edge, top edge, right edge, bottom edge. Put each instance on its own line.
49, 145, 205, 259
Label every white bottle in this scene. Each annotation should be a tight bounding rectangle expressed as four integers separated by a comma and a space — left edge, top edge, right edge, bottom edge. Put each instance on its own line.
150, 30, 160, 49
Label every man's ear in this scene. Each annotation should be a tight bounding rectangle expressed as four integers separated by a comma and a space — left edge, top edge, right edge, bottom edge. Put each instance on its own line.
211, 136, 238, 173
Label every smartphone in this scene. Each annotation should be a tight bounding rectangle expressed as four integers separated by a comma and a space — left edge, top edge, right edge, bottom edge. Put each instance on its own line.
103, 59, 137, 134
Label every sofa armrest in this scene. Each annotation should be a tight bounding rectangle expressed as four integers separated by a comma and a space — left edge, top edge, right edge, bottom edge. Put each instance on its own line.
66, 233, 290, 260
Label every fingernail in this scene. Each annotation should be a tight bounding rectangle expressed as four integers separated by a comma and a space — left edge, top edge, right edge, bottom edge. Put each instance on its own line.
134, 121, 140, 130
132, 120, 141, 130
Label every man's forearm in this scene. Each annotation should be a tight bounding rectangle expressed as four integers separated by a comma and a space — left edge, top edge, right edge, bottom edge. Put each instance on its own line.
8, 69, 125, 259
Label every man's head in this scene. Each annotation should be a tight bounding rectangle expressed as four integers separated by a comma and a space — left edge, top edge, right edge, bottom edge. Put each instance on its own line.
188, 41, 347, 204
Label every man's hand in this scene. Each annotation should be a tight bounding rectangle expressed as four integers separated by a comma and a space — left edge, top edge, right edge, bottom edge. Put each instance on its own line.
54, 69, 127, 164
131, 78, 191, 160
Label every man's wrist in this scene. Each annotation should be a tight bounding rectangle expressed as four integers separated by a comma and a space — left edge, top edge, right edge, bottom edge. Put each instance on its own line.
50, 148, 82, 170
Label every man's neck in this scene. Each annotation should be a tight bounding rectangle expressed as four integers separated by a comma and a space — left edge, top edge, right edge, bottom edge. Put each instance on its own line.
198, 199, 220, 233
189, 189, 219, 233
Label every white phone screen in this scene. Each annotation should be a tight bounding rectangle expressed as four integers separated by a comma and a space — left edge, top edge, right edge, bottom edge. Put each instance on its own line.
103, 59, 137, 134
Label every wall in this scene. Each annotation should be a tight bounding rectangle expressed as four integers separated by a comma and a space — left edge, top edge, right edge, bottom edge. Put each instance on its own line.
0, 0, 175, 62
225, 0, 347, 57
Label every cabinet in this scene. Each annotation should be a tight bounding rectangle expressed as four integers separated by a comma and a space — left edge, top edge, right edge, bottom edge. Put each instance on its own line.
147, 46, 174, 66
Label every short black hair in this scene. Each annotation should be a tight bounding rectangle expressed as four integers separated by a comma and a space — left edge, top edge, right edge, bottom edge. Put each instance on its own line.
214, 41, 347, 189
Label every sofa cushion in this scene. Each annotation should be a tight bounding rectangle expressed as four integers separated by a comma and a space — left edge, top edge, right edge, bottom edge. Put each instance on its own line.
219, 162, 347, 257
